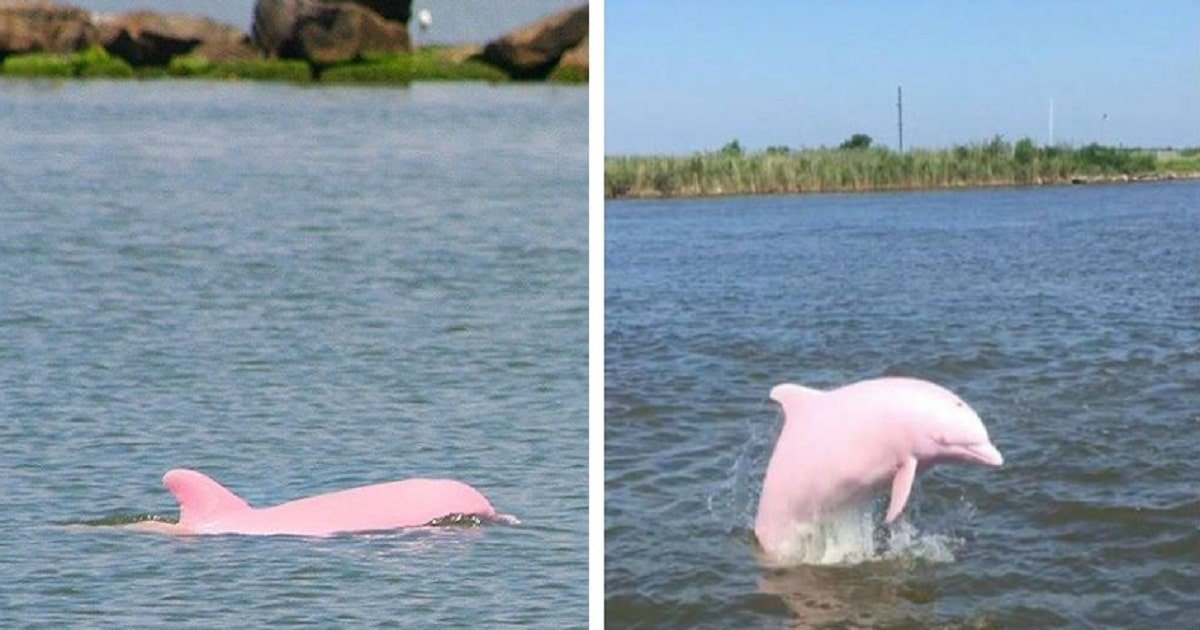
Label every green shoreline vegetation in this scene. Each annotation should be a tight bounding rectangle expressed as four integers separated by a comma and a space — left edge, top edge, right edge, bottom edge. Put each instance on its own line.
319, 49, 508, 84
0, 46, 584, 85
606, 135, 1200, 199
2, 46, 134, 79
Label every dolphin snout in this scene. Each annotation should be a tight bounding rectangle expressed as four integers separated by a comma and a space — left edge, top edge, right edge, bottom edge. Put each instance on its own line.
965, 442, 1004, 467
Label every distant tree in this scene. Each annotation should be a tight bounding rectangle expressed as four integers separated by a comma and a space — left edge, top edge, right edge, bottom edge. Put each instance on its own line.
1077, 143, 1153, 173
720, 139, 744, 156
839, 133, 872, 150
1014, 137, 1036, 165
983, 134, 1010, 158
765, 145, 791, 155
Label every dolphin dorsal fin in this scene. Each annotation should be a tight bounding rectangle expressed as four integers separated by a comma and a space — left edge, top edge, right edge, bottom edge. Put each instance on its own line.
162, 469, 251, 527
768, 383, 823, 424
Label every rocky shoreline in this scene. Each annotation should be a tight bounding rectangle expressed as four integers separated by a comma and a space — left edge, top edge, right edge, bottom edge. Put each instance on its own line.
0, 0, 587, 82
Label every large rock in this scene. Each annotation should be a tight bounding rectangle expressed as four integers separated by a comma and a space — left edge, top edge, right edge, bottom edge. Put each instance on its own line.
554, 34, 587, 76
292, 2, 409, 63
325, 0, 410, 24
252, 0, 410, 64
94, 11, 256, 66
0, 1, 98, 56
475, 4, 587, 79
251, 0, 302, 57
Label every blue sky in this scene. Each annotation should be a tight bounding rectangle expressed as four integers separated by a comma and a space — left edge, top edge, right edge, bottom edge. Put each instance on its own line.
606, 0, 1200, 154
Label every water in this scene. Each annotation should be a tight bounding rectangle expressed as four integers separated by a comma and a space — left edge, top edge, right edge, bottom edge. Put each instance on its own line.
605, 183, 1199, 627
0, 81, 586, 627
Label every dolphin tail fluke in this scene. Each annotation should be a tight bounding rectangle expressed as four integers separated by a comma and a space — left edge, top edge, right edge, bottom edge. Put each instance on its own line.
162, 469, 251, 527
885, 456, 918, 523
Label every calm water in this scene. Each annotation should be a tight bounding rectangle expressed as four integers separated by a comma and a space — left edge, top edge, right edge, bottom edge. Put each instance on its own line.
0, 81, 586, 627
605, 183, 1199, 627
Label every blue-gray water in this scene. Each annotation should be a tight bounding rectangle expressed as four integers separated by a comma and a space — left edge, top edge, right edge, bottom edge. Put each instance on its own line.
605, 183, 1199, 627
0, 81, 585, 627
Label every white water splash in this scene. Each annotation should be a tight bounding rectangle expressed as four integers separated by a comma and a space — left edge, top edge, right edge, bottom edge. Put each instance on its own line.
880, 517, 959, 564
759, 500, 961, 567
708, 401, 777, 525
492, 513, 522, 526
760, 504, 878, 566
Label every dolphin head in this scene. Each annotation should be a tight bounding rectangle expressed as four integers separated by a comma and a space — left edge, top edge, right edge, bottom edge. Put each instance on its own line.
891, 379, 1003, 468
923, 404, 1004, 467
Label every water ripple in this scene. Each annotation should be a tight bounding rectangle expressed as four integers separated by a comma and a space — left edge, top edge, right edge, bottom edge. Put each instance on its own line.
1, 82, 585, 628
606, 182, 1200, 627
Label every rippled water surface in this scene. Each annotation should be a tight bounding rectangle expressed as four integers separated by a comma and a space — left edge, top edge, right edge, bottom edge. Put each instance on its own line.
0, 81, 586, 627
605, 183, 1199, 627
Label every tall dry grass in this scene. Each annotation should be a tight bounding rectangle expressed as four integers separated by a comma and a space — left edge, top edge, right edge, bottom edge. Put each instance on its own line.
605, 138, 1189, 198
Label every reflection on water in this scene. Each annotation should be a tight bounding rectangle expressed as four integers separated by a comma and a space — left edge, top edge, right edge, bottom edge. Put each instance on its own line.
759, 563, 935, 629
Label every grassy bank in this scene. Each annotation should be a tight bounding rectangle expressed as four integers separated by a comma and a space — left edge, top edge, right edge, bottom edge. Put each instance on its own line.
0, 46, 540, 85
606, 138, 1200, 198
166, 55, 312, 82
2, 46, 133, 79
319, 48, 507, 84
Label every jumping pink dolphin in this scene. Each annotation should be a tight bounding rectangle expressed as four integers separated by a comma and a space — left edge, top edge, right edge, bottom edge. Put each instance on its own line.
127, 469, 505, 536
754, 377, 1003, 563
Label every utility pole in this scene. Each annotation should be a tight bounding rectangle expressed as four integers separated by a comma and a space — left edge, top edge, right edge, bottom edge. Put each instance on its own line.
897, 86, 904, 153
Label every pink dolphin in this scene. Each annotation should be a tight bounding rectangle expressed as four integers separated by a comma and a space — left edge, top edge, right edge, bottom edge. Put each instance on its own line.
754, 377, 1003, 562
128, 469, 504, 536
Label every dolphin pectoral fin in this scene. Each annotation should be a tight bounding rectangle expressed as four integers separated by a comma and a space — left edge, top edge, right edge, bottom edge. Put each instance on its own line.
885, 456, 918, 524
